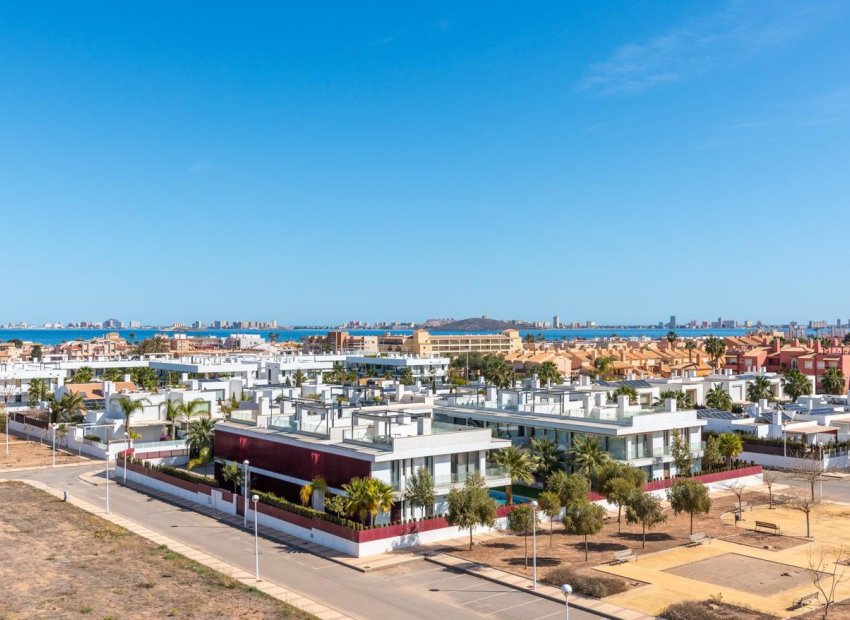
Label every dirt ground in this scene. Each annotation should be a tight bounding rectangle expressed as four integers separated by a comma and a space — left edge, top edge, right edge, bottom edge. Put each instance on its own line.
0, 433, 89, 469
0, 482, 313, 619
442, 490, 790, 589
665, 553, 814, 596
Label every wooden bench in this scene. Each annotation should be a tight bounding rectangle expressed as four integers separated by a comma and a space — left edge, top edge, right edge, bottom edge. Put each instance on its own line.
688, 532, 711, 546
755, 521, 781, 535
612, 549, 637, 564
793, 592, 818, 608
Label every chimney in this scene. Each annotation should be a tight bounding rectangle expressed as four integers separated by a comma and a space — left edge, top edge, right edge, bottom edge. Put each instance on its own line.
759, 398, 769, 411
772, 410, 781, 426
583, 393, 594, 413
664, 398, 677, 413
617, 394, 629, 413
772, 339, 781, 353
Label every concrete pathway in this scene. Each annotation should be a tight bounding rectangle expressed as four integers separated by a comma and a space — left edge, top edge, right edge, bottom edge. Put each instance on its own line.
13, 478, 353, 620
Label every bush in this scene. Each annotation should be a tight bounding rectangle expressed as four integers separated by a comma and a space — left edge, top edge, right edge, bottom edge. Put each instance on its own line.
84, 434, 103, 442
251, 490, 364, 531
541, 566, 628, 599
133, 459, 219, 488
660, 601, 719, 620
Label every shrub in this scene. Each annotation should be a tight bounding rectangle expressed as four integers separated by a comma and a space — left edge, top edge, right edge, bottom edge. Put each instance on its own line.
252, 490, 364, 530
541, 566, 628, 599
84, 434, 103, 442
660, 601, 719, 620
133, 458, 219, 488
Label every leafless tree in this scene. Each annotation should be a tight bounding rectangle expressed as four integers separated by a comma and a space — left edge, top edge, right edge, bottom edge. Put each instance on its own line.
762, 470, 780, 508
720, 480, 746, 517
790, 492, 817, 538
808, 546, 850, 619
795, 452, 826, 503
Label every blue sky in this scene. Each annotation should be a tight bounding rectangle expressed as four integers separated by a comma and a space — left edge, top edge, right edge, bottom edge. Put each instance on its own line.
2, 1, 849, 326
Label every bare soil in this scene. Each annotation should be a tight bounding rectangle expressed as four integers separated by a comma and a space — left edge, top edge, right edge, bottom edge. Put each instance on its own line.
441, 490, 783, 591
665, 553, 815, 596
0, 434, 88, 469
0, 481, 313, 619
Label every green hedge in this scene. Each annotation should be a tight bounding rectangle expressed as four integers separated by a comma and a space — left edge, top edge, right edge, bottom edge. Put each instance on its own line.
133, 458, 219, 488
250, 489, 364, 531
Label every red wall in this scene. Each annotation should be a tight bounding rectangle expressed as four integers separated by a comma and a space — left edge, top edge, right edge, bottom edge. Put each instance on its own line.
215, 428, 372, 488
643, 465, 762, 492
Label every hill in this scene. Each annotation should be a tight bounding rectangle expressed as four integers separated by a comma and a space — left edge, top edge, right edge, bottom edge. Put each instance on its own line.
426, 317, 528, 331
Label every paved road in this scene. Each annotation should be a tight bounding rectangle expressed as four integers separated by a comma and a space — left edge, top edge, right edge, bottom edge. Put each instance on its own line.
772, 470, 850, 503
2, 464, 596, 620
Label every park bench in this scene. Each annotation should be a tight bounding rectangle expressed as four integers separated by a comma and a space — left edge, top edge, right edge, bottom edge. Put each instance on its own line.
793, 592, 818, 608
688, 532, 711, 546
612, 549, 637, 564
755, 521, 781, 535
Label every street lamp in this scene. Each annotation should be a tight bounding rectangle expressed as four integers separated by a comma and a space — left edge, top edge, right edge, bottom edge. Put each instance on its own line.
105, 454, 110, 514
123, 432, 129, 483
530, 500, 538, 590
561, 584, 573, 620
51, 423, 56, 469
252, 493, 260, 581
4, 408, 9, 457
242, 459, 250, 527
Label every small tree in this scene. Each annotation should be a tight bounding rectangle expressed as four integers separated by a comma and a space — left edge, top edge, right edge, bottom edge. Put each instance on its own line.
446, 473, 499, 550
796, 452, 825, 503
702, 435, 723, 471
625, 492, 667, 549
603, 477, 639, 533
404, 466, 436, 519
546, 470, 589, 510
720, 481, 746, 518
670, 429, 691, 477
562, 501, 606, 561
506, 504, 538, 568
220, 462, 243, 492
808, 546, 850, 619
668, 480, 711, 534
790, 493, 816, 538
537, 491, 562, 547
717, 433, 743, 467
762, 470, 779, 508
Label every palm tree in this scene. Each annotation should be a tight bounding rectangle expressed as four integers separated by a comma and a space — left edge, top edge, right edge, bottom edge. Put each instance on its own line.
534, 362, 562, 386
666, 331, 678, 346
782, 369, 812, 402
568, 435, 610, 481
654, 390, 692, 410
293, 369, 306, 387
161, 399, 182, 440
112, 396, 151, 436
27, 378, 49, 406
186, 414, 216, 470
342, 477, 373, 525
704, 384, 733, 411
177, 398, 207, 421
592, 357, 613, 380
367, 478, 395, 525
703, 336, 726, 372
299, 476, 329, 510
528, 437, 565, 483
330, 362, 347, 383
492, 446, 538, 505
747, 376, 773, 403
684, 341, 698, 364
821, 367, 846, 395
716, 433, 743, 467
610, 386, 637, 405
54, 391, 87, 423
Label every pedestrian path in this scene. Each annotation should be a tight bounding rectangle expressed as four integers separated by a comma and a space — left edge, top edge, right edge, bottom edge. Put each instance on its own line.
13, 479, 353, 620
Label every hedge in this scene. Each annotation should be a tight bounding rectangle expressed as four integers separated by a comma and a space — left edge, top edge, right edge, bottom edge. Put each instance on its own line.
132, 458, 219, 488
251, 489, 364, 531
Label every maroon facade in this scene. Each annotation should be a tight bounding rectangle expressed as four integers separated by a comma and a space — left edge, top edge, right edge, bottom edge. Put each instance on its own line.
215, 427, 372, 490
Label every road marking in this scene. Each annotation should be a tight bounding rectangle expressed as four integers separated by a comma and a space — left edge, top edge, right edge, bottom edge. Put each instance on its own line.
482, 598, 538, 616
532, 610, 564, 619
425, 573, 467, 586
459, 591, 510, 606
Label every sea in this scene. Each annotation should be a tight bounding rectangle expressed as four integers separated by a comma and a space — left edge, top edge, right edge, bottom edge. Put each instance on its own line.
0, 327, 770, 346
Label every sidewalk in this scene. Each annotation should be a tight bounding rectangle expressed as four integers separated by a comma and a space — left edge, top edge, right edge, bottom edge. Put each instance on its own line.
13, 479, 353, 620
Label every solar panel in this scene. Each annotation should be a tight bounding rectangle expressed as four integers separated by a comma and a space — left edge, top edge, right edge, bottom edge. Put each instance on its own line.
697, 408, 739, 420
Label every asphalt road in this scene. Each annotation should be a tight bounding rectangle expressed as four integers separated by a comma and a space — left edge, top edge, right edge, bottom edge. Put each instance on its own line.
3, 463, 597, 620
772, 469, 850, 503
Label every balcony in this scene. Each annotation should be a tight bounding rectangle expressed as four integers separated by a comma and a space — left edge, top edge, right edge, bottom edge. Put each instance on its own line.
430, 466, 511, 489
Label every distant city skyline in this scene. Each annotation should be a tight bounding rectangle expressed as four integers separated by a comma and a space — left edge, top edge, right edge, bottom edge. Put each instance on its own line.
2, 2, 849, 322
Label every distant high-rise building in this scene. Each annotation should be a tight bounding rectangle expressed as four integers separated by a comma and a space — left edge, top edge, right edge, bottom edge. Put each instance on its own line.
212, 320, 224, 329
103, 318, 122, 329
667, 315, 677, 329
128, 321, 141, 329
553, 315, 561, 328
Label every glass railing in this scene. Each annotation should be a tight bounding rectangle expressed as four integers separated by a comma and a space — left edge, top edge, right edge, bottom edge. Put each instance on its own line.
341, 428, 392, 449
431, 466, 510, 488
230, 410, 256, 424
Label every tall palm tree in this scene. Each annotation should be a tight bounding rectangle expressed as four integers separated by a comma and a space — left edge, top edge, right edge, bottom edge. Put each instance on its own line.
782, 369, 812, 402
703, 337, 726, 373
568, 435, 610, 481
54, 391, 87, 423
27, 378, 49, 406
684, 341, 698, 364
492, 446, 538, 505
747, 376, 773, 403
293, 369, 306, 387
342, 477, 373, 525
177, 398, 207, 421
367, 478, 395, 526
704, 384, 733, 411
160, 400, 192, 439
666, 331, 678, 346
534, 362, 562, 386
528, 437, 565, 483
186, 414, 216, 470
112, 396, 151, 435
821, 367, 846, 395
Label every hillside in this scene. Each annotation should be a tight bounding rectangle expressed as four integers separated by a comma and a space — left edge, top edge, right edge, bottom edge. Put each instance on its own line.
427, 317, 528, 331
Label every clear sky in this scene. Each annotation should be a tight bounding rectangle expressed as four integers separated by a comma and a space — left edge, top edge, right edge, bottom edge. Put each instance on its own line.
2, 2, 849, 326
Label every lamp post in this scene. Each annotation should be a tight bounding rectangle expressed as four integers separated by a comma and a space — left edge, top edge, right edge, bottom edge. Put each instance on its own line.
105, 455, 110, 514
561, 584, 572, 620
51, 423, 56, 468
252, 493, 260, 581
123, 432, 129, 484
530, 500, 538, 590
4, 409, 9, 457
242, 459, 250, 527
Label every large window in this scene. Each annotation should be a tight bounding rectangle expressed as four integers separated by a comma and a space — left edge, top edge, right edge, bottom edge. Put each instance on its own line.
451, 451, 480, 483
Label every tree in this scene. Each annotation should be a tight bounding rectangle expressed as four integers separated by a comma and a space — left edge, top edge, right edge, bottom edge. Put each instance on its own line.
445, 472, 499, 550
821, 368, 846, 396
703, 336, 726, 372
716, 433, 743, 467
537, 491, 562, 546
790, 493, 816, 538
399, 367, 414, 386
102, 367, 127, 382
604, 478, 640, 533
27, 378, 49, 407
7, 338, 23, 348
684, 340, 698, 363
720, 480, 746, 516
762, 470, 779, 508
546, 471, 590, 509
704, 384, 733, 411
325, 494, 346, 518
342, 477, 394, 526
610, 386, 637, 405
161, 399, 182, 440
492, 446, 538, 505
666, 331, 678, 346
69, 366, 94, 384
404, 466, 436, 518
221, 462, 243, 492
568, 435, 610, 481
668, 480, 711, 534
625, 492, 667, 548
534, 362, 562, 386
131, 367, 158, 390
654, 390, 692, 410
702, 435, 723, 471
597, 462, 645, 532
592, 356, 613, 380
134, 336, 169, 355
299, 477, 329, 510
528, 437, 565, 483
30, 345, 43, 361
186, 414, 216, 470
808, 546, 850, 619
293, 369, 306, 387
670, 429, 692, 477
506, 504, 538, 568
176, 398, 207, 422
783, 369, 812, 402
53, 391, 87, 423
795, 452, 825, 503
562, 500, 606, 561
747, 375, 774, 403
111, 396, 151, 435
